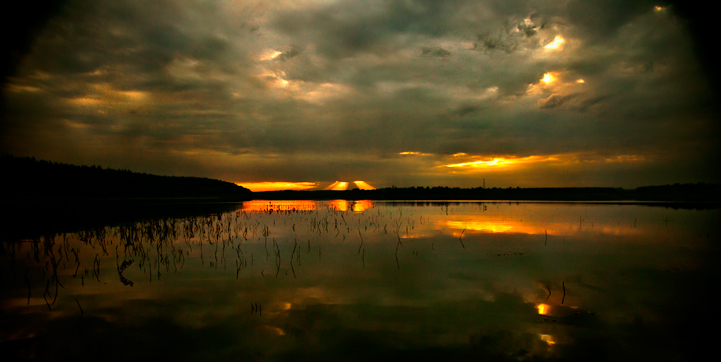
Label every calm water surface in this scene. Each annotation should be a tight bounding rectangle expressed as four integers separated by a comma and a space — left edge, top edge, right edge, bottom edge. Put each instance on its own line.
1, 201, 719, 361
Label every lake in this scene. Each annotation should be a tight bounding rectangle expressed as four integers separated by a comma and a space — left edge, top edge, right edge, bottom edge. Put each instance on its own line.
1, 200, 719, 361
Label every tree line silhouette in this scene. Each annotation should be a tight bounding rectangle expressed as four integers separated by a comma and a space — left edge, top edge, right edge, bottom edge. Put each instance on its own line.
1, 154, 251, 200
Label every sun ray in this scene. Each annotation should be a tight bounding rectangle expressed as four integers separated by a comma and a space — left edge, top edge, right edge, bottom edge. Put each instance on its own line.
353, 181, 376, 190
328, 181, 348, 191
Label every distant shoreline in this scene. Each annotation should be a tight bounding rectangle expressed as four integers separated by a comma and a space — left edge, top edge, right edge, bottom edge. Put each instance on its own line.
3, 154, 719, 205
5, 196, 719, 211
5, 187, 720, 205
251, 185, 721, 203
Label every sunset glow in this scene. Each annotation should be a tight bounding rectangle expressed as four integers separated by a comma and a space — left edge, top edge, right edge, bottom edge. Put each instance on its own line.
325, 181, 375, 190
443, 155, 557, 169
353, 181, 376, 190
445, 158, 511, 168
399, 152, 432, 156
3, 1, 719, 360
326, 181, 349, 190
236, 182, 318, 192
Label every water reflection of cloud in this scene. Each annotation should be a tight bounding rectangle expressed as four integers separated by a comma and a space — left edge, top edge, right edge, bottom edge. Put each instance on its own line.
2, 202, 717, 361
442, 218, 547, 235
447, 220, 515, 233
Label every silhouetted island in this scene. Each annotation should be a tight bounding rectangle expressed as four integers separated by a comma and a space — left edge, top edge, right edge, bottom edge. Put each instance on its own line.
1, 154, 253, 239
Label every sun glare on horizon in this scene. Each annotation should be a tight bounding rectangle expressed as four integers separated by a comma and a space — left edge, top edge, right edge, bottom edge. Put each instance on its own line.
236, 182, 318, 192
325, 181, 376, 190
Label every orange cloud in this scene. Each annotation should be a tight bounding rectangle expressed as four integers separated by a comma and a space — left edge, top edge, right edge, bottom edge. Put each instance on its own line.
438, 153, 645, 172
399, 152, 433, 156
442, 155, 559, 169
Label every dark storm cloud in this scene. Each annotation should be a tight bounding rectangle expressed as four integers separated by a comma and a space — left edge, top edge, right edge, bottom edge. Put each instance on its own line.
565, 0, 659, 42
272, 0, 467, 59
452, 104, 485, 117
2, 0, 719, 187
421, 46, 451, 58
274, 46, 302, 61
538, 93, 575, 109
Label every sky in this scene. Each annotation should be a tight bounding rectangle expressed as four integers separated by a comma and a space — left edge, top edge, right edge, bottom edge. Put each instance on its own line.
1, 0, 719, 190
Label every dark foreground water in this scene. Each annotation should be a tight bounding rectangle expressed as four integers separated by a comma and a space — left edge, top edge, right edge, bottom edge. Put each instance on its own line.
1, 200, 719, 361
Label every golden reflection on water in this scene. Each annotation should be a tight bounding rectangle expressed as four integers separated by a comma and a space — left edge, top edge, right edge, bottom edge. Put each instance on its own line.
329, 199, 348, 211
441, 215, 643, 237
242, 200, 317, 212
242, 200, 374, 214
2, 200, 716, 360
239, 200, 658, 237
446, 220, 515, 233
443, 217, 551, 236
352, 200, 373, 213
326, 181, 348, 190
328, 200, 373, 213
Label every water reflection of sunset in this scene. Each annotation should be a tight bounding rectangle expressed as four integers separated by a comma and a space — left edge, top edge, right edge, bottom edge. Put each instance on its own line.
3, 201, 713, 361
329, 199, 348, 211
352, 200, 373, 213
328, 200, 373, 213
444, 219, 547, 235
242, 200, 316, 212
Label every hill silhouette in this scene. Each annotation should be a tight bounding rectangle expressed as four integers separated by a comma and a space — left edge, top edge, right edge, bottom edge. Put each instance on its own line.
1, 154, 251, 201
